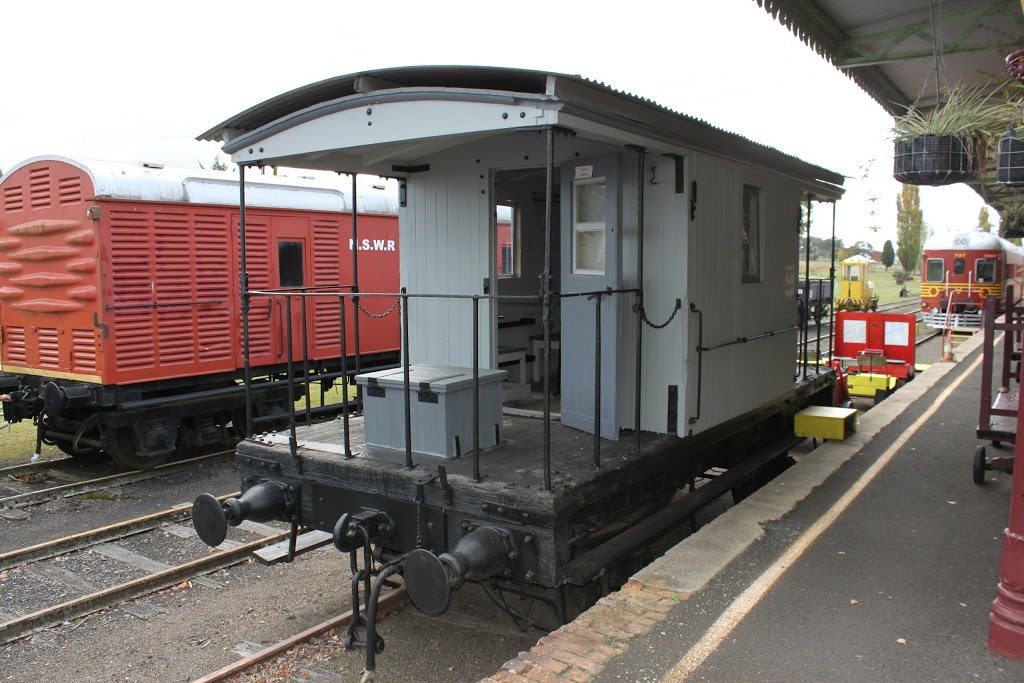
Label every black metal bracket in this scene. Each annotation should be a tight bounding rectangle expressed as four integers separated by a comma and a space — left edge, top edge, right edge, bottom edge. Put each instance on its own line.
417, 382, 438, 404
92, 312, 109, 339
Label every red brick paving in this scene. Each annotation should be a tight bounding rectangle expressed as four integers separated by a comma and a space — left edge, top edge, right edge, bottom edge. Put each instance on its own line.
480, 580, 689, 682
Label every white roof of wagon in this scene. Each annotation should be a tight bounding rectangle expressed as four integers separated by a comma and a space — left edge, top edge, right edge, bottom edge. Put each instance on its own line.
923, 230, 1022, 254
2, 155, 398, 215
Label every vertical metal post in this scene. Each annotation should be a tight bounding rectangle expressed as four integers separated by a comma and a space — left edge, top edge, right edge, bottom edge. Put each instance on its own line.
594, 293, 602, 469
634, 148, 645, 449
301, 294, 311, 425
473, 296, 481, 481
828, 202, 837, 364
287, 521, 298, 562
803, 194, 813, 379
339, 295, 351, 459
401, 289, 413, 470
285, 295, 299, 470
542, 127, 554, 492
239, 165, 253, 437
351, 175, 363, 404
1004, 287, 1016, 390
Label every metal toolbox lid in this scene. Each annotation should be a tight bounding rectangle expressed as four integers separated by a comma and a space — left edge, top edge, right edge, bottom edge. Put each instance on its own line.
355, 364, 507, 392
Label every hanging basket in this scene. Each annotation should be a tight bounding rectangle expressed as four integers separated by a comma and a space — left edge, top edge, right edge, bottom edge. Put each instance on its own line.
997, 129, 1024, 186
893, 134, 980, 186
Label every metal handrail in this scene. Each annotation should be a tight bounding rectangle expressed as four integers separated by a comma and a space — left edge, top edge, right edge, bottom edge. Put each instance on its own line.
260, 285, 649, 491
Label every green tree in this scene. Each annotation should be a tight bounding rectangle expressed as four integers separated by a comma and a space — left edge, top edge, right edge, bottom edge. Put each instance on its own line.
881, 240, 895, 271
978, 206, 992, 233
211, 154, 230, 172
896, 185, 925, 273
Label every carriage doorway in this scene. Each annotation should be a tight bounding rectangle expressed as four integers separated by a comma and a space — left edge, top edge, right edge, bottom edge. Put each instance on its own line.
493, 168, 561, 408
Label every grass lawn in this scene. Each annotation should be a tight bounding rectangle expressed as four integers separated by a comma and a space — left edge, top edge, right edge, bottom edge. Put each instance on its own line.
803, 261, 917, 305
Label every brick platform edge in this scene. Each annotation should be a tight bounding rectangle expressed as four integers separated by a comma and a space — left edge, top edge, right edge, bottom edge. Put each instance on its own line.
480, 579, 687, 683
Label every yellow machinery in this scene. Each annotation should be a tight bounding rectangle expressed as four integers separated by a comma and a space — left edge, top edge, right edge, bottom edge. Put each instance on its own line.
836, 256, 879, 311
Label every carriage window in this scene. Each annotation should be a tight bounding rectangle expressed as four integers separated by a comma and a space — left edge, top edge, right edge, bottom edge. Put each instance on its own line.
953, 257, 965, 275
573, 177, 606, 275
497, 202, 519, 278
742, 186, 761, 284
925, 259, 944, 282
977, 259, 996, 283
278, 241, 305, 288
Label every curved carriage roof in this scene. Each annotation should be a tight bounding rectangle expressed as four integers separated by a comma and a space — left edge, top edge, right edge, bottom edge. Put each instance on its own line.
924, 230, 1023, 254
1, 155, 398, 214
199, 65, 845, 200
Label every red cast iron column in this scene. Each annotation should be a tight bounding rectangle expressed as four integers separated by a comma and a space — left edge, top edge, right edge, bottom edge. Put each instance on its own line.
988, 405, 1024, 658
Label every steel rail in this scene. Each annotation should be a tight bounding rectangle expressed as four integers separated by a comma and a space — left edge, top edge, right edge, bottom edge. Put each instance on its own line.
191, 587, 409, 683
0, 492, 240, 571
0, 451, 234, 509
0, 529, 290, 644
0, 456, 75, 478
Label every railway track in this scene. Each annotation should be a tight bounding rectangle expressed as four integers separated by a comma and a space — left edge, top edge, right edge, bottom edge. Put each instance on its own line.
192, 586, 408, 683
0, 493, 289, 644
0, 449, 234, 509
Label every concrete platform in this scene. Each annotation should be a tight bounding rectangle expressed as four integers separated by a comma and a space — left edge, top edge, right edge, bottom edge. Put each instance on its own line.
484, 330, 1024, 683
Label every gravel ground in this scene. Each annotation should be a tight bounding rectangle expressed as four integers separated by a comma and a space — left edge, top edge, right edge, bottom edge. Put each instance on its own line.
0, 459, 242, 554
0, 544, 541, 683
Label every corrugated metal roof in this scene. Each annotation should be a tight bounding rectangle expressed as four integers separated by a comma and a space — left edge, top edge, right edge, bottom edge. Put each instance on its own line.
199, 65, 844, 197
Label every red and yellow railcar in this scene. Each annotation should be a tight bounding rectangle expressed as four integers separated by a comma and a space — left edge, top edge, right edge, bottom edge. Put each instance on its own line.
920, 231, 1024, 330
0, 156, 400, 468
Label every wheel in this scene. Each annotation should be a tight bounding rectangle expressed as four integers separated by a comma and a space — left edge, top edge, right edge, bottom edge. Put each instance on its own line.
974, 446, 987, 485
104, 427, 172, 470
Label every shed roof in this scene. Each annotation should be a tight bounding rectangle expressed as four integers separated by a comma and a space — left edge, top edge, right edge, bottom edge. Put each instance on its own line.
199, 65, 845, 200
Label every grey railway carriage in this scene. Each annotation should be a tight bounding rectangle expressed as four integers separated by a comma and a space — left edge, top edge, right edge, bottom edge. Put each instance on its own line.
190, 66, 844, 674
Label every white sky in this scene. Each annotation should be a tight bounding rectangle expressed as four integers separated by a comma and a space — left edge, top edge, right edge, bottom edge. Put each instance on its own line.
0, 0, 992, 250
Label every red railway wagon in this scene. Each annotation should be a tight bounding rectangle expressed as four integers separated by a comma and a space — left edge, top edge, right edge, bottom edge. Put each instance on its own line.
920, 230, 1024, 330
0, 156, 400, 468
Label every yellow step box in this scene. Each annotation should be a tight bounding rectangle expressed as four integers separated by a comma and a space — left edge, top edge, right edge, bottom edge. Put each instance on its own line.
795, 406, 858, 441
846, 373, 899, 398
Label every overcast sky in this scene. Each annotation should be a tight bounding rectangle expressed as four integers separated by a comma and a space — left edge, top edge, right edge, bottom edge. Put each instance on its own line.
1, 0, 992, 249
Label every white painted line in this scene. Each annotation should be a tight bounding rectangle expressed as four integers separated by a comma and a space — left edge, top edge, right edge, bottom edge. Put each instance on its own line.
661, 349, 985, 682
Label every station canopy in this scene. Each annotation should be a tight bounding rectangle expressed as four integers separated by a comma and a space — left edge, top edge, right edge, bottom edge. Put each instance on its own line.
754, 1, 1024, 206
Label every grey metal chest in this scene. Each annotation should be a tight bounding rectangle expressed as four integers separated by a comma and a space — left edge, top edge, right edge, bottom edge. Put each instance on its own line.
355, 365, 508, 458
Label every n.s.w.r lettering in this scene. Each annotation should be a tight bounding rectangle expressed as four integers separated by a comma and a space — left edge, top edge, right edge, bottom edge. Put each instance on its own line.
349, 238, 396, 251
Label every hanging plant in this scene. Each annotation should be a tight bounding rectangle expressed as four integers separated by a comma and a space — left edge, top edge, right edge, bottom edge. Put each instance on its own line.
999, 199, 1024, 239
893, 85, 1009, 186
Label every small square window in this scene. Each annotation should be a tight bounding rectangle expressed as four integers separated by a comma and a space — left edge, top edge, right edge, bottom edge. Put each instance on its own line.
977, 259, 996, 283
573, 177, 606, 275
925, 259, 944, 282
